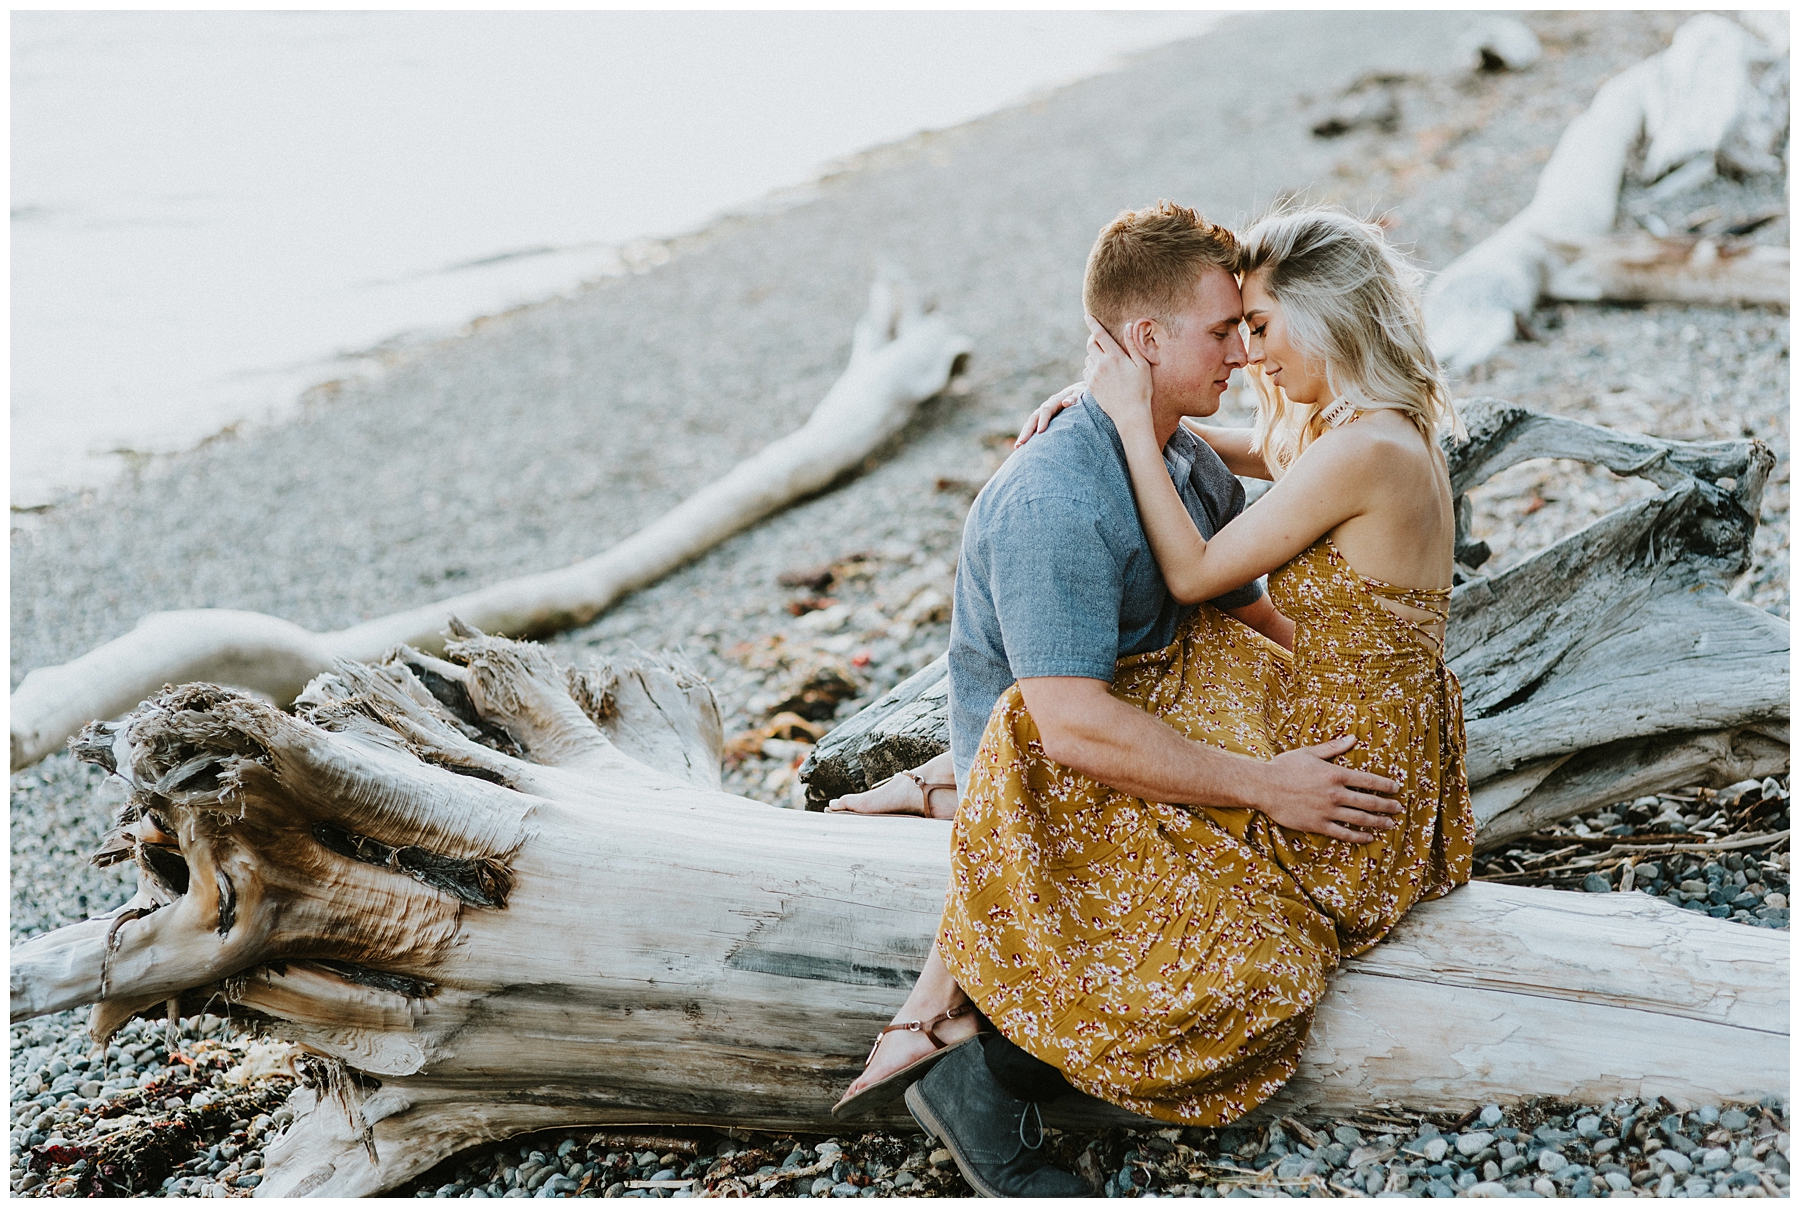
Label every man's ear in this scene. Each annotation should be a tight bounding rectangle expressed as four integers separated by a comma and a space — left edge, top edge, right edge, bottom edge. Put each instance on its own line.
1127, 317, 1162, 364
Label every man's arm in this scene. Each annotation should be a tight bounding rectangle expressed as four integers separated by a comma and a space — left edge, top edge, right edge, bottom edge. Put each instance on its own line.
1016, 676, 1400, 843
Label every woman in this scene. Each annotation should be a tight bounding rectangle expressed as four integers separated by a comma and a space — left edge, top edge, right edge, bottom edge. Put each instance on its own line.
835, 207, 1473, 1126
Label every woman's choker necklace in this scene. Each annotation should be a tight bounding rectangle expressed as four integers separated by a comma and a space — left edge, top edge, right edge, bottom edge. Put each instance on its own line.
1318, 387, 1371, 429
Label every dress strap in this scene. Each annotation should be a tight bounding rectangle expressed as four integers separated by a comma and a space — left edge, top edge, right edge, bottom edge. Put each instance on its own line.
1358, 577, 1451, 620
1357, 573, 1451, 654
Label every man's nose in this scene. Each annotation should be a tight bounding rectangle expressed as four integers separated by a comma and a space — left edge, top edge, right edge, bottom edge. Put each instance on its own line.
1225, 330, 1249, 368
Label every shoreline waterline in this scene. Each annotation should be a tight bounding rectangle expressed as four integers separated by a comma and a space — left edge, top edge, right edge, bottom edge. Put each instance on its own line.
10, 9, 1230, 510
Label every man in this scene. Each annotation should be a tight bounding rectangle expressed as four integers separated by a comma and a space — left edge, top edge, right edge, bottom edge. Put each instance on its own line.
894, 202, 1402, 1195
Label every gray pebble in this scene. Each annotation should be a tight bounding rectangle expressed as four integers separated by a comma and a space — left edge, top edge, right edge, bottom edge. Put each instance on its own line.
1455, 1131, 1492, 1157
1655, 1149, 1693, 1175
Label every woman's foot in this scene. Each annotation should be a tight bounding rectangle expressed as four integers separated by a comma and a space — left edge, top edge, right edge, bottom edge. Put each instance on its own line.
834, 998, 982, 1112
826, 770, 957, 818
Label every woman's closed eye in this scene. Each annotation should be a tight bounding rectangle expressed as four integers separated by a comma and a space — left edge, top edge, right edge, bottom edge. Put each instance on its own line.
1247, 323, 1267, 338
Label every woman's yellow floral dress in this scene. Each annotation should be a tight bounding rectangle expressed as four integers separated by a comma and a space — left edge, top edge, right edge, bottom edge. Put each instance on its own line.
936, 537, 1474, 1124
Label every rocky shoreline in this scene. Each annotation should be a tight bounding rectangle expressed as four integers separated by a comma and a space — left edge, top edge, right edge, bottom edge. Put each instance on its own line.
10, 9, 1787, 1198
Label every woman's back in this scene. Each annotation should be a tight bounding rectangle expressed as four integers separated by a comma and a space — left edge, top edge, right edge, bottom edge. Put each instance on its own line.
1294, 408, 1455, 645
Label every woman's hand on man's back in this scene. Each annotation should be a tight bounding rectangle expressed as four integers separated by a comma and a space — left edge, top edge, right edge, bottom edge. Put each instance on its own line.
1016, 380, 1087, 448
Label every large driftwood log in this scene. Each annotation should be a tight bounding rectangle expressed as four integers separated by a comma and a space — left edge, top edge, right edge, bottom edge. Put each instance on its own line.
1545, 233, 1789, 308
8, 626, 1787, 1197
801, 400, 1788, 846
1426, 14, 1788, 367
8, 276, 972, 771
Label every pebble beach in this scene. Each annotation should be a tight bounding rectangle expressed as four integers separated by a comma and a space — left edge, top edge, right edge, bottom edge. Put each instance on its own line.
9, 9, 1788, 1198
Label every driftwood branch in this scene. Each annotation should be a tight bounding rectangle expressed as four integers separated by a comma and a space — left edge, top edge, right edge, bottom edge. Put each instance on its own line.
8, 275, 972, 771
802, 400, 1789, 845
1545, 234, 1789, 308
7, 625, 1786, 1196
1426, 14, 1787, 367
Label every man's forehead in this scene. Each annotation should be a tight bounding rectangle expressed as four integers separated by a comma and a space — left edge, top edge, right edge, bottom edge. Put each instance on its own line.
1194, 270, 1244, 326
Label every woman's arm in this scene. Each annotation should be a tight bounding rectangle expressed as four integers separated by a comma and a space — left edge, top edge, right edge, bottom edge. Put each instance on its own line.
1178, 419, 1273, 479
1087, 321, 1372, 603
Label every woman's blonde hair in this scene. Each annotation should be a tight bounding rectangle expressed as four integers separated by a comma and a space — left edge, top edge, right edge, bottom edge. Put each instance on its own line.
1239, 206, 1459, 475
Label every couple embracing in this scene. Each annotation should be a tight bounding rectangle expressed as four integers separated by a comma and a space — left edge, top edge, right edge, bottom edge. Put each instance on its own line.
829, 200, 1475, 1196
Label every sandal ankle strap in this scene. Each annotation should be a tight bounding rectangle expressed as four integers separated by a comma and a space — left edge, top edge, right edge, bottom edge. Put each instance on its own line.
872, 1000, 976, 1054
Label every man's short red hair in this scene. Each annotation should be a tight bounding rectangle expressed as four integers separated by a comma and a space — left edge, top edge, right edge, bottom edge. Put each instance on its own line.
1083, 200, 1241, 332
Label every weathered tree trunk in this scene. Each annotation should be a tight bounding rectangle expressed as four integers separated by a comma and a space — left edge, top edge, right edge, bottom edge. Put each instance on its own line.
1545, 233, 1789, 308
1425, 13, 1787, 368
8, 617, 1788, 1196
803, 400, 1788, 845
9, 275, 972, 771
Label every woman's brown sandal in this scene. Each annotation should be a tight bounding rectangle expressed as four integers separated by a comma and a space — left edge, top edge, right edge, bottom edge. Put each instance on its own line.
825, 770, 958, 818
830, 1001, 981, 1119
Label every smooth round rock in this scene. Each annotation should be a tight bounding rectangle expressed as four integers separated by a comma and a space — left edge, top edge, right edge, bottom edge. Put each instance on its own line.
1655, 1149, 1694, 1175
1456, 1132, 1493, 1157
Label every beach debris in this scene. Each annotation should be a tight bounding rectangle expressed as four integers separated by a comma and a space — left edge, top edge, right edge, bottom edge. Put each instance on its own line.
1457, 17, 1543, 73
1309, 72, 1407, 138
6, 612, 1784, 1194
8, 271, 973, 772
1426, 13, 1789, 367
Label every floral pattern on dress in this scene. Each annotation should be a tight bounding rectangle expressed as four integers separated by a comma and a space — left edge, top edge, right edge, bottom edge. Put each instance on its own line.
937, 539, 1474, 1124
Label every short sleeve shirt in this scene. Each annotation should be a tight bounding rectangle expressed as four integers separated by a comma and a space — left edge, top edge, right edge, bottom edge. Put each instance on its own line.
947, 397, 1262, 785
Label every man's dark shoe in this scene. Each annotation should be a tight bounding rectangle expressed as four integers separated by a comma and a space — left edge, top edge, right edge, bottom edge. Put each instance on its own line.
904, 1036, 1088, 1197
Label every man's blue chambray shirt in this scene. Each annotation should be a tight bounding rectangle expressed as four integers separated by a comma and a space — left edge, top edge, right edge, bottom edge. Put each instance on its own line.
946, 396, 1262, 785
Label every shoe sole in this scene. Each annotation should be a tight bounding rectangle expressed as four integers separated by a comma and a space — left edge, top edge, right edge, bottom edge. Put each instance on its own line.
904, 1080, 1004, 1199
831, 1033, 980, 1121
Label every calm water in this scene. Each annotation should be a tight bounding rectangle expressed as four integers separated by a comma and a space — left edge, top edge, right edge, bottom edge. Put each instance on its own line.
11, 10, 1225, 507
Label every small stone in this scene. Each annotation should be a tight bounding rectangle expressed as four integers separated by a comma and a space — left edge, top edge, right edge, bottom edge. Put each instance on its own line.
1531, 1175, 1557, 1197
809, 1176, 835, 1195
1456, 1132, 1493, 1157
1765, 892, 1788, 909
892, 1172, 915, 1188
829, 1185, 860, 1198
1655, 1149, 1694, 1175
1423, 1137, 1448, 1162
1465, 1181, 1507, 1197
1702, 1147, 1733, 1172
1720, 1109, 1751, 1130
1333, 1125, 1364, 1147
1478, 1105, 1503, 1128
1582, 872, 1612, 893
1604, 1170, 1632, 1191
1537, 1150, 1567, 1174
928, 1148, 954, 1170
1483, 1160, 1500, 1182
1575, 1115, 1601, 1138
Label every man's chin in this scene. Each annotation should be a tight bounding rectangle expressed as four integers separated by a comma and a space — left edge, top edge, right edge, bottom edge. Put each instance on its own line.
1185, 395, 1223, 419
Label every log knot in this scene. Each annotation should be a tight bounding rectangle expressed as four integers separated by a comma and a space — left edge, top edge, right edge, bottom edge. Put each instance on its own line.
312, 821, 512, 909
